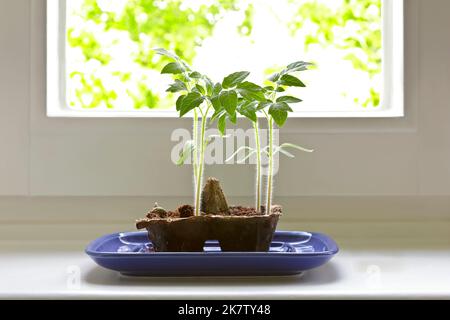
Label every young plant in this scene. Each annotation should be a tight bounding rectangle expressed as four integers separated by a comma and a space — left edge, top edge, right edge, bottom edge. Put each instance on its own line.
155, 49, 252, 216
156, 48, 312, 215
224, 85, 266, 211
226, 61, 314, 213
259, 61, 314, 212
203, 72, 264, 212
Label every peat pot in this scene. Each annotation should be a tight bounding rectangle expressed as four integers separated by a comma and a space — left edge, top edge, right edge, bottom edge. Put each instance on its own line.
136, 211, 281, 252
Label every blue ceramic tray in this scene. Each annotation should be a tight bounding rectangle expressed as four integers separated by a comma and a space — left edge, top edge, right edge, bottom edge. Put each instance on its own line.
86, 231, 338, 276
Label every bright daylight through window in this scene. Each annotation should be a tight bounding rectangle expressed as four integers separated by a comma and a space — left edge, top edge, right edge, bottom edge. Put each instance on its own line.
47, 0, 403, 117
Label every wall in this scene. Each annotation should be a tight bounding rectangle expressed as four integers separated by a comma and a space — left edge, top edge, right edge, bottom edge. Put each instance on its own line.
1, 0, 450, 225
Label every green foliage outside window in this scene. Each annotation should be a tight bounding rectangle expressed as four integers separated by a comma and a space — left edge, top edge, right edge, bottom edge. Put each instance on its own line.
67, 0, 245, 109
288, 0, 382, 107
67, 0, 382, 110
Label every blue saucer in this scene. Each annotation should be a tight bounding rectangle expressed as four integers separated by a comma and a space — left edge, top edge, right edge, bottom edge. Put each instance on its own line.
86, 231, 338, 276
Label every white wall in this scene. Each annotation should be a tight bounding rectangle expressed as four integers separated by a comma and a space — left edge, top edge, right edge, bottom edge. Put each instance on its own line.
1, 0, 450, 223
0, 0, 29, 195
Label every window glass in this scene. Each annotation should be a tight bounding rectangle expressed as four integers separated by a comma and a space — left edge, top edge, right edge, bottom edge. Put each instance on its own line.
66, 0, 382, 112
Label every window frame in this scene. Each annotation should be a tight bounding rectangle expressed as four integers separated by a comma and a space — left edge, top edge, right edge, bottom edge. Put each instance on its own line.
46, 0, 404, 118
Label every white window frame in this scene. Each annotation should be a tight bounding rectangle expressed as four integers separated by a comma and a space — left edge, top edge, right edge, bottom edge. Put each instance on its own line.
46, 0, 404, 118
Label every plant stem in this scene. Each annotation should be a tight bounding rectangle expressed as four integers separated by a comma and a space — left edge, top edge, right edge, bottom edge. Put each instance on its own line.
253, 120, 261, 212
265, 115, 274, 215
194, 104, 211, 216
186, 79, 199, 190
263, 85, 279, 214
193, 109, 199, 183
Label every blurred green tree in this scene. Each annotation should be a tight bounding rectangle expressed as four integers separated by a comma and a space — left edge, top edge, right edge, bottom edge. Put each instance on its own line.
67, 0, 243, 109
288, 0, 381, 107
67, 0, 382, 110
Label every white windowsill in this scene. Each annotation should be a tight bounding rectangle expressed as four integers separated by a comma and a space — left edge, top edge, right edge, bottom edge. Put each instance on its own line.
46, 108, 404, 118
1, 222, 449, 300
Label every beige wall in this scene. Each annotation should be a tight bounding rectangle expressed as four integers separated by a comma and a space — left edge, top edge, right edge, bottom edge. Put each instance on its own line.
0, 0, 449, 222
0, 0, 29, 195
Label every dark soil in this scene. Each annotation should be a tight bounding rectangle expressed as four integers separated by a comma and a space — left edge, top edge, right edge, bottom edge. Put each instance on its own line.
177, 204, 194, 218
228, 206, 263, 216
143, 204, 280, 219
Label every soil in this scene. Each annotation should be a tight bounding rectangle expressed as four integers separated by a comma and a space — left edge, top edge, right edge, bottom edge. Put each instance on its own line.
142, 204, 280, 220
177, 204, 195, 218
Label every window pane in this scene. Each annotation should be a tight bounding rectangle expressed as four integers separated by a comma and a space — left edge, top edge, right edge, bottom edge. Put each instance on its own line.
66, 0, 382, 112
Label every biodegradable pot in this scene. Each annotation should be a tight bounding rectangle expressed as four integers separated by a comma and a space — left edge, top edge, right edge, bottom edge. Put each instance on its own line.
135, 177, 281, 252
136, 212, 281, 252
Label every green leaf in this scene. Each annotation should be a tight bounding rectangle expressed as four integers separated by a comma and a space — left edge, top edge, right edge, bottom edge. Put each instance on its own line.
161, 62, 184, 74
189, 71, 202, 79
236, 81, 266, 102
276, 96, 303, 103
222, 71, 250, 89
154, 48, 180, 60
238, 101, 258, 122
228, 110, 237, 124
268, 73, 280, 82
175, 95, 186, 111
256, 101, 271, 111
179, 60, 192, 72
179, 92, 204, 116
204, 77, 214, 95
195, 84, 205, 95
269, 109, 288, 127
278, 74, 306, 87
166, 80, 187, 93
181, 73, 191, 82
275, 146, 295, 158
286, 61, 312, 72
210, 95, 222, 111
263, 86, 275, 92
280, 142, 314, 153
213, 83, 222, 95
219, 90, 238, 115
237, 81, 262, 91
236, 150, 257, 164
218, 114, 227, 135
268, 102, 292, 127
210, 108, 225, 123
225, 146, 255, 163
270, 102, 293, 112
276, 87, 286, 92
154, 49, 192, 71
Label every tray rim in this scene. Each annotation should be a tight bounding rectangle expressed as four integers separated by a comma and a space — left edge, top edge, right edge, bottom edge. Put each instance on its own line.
85, 230, 339, 258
